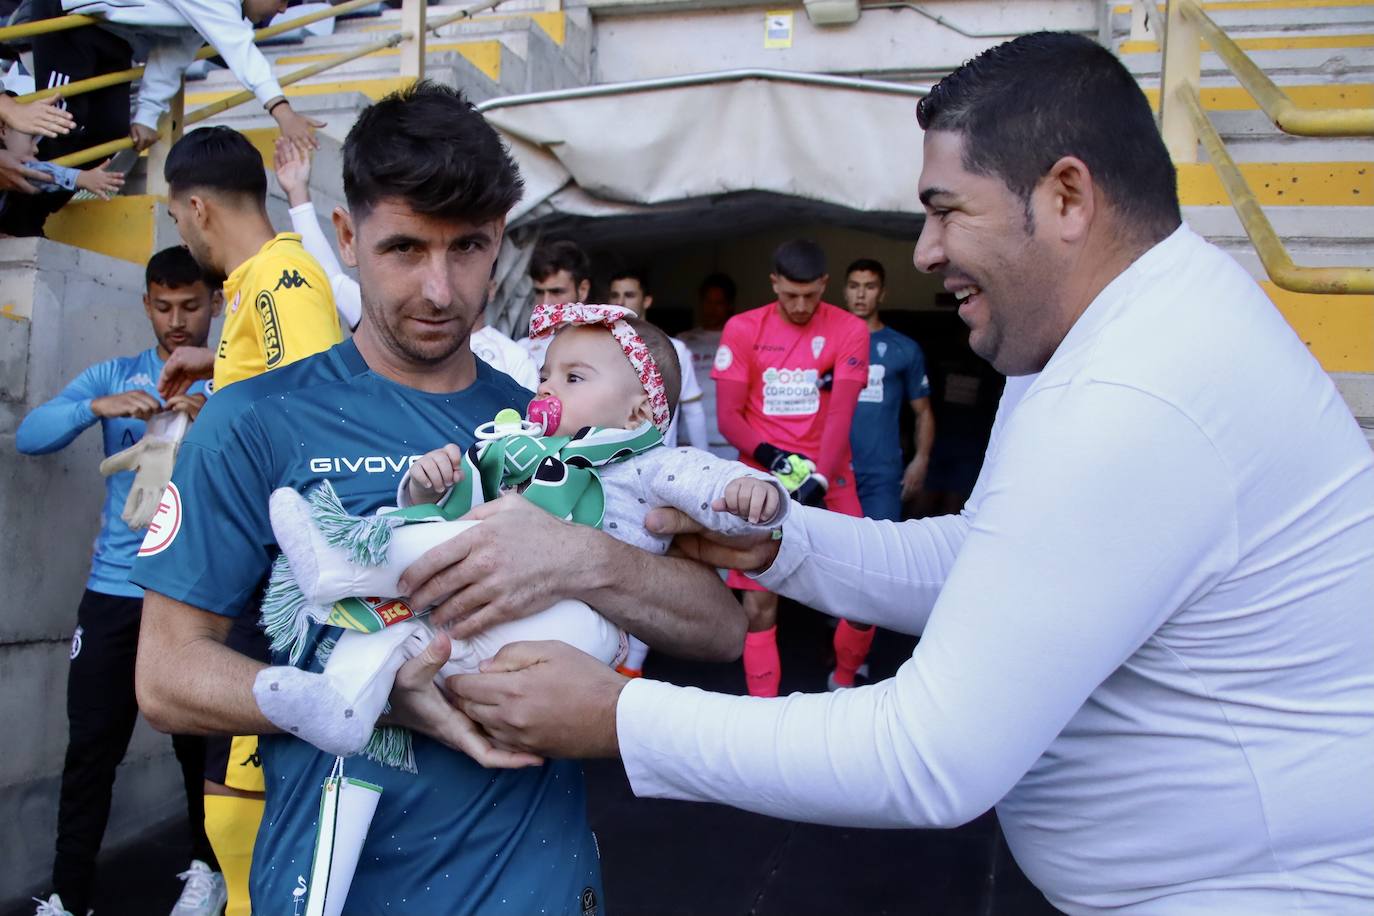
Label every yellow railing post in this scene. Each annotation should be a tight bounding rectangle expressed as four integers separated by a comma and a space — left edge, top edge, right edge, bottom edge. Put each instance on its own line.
1159, 0, 1201, 162
145, 81, 185, 198
400, 0, 427, 80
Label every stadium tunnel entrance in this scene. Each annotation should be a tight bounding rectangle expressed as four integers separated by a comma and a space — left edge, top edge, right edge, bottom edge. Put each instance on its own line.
481, 70, 1003, 513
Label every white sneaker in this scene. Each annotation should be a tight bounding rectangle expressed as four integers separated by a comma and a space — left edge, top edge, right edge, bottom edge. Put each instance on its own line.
169, 860, 227, 916
32, 895, 80, 916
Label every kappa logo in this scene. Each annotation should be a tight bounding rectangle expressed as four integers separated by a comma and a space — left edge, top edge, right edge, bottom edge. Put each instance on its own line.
256, 291, 284, 368
274, 269, 312, 291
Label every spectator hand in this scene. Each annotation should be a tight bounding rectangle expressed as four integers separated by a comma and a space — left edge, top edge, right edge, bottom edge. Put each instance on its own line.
0, 94, 75, 138
158, 346, 214, 400
129, 123, 159, 152
397, 493, 597, 640
76, 159, 125, 200
0, 149, 51, 194
901, 455, 929, 501
382, 631, 544, 768
272, 137, 313, 207
644, 506, 781, 573
271, 103, 324, 151
449, 641, 627, 759
91, 389, 163, 421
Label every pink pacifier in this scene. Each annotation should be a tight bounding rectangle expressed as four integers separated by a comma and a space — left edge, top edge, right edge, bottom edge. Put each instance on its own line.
526, 395, 563, 435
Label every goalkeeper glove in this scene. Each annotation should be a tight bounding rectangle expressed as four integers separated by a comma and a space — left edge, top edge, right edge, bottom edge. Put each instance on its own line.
754, 442, 827, 508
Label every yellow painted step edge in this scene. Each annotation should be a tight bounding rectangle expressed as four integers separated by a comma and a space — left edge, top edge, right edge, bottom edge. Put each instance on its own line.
45, 195, 158, 266
187, 77, 413, 106
357, 9, 565, 44
1143, 83, 1373, 111
1122, 32, 1374, 54
1264, 281, 1374, 371
274, 40, 502, 81
1116, 1, 1374, 14
1179, 161, 1371, 206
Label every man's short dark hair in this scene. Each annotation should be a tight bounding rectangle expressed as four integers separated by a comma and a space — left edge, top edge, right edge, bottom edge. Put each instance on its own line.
530, 240, 591, 287
846, 258, 886, 286
609, 267, 650, 295
916, 31, 1180, 240
698, 272, 737, 304
146, 246, 211, 290
772, 240, 827, 283
343, 81, 523, 223
164, 127, 267, 201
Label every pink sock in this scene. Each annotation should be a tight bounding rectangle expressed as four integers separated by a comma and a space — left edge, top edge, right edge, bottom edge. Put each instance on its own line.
743, 627, 780, 698
832, 620, 876, 687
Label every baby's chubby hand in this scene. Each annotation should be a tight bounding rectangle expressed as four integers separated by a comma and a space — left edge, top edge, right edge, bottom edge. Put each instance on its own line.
715, 476, 782, 526
406, 444, 466, 505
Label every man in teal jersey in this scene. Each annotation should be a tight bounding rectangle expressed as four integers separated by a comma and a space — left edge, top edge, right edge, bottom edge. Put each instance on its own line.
130, 81, 745, 915
843, 258, 935, 523
17, 246, 223, 916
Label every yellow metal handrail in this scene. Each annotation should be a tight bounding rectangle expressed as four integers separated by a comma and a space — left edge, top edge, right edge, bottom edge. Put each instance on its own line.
1177, 0, 1374, 137
15, 0, 384, 104
50, 30, 410, 168
1179, 87, 1373, 295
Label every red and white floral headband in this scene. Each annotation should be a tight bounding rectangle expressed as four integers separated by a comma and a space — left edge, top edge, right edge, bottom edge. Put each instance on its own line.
529, 302, 672, 434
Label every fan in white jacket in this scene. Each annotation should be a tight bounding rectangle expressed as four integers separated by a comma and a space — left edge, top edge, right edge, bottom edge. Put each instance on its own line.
60, 0, 321, 149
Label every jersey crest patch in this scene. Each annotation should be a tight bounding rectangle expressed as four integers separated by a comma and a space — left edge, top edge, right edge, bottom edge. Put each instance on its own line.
714, 344, 733, 372
877, 341, 888, 359
256, 291, 285, 369
139, 482, 182, 556
811, 336, 825, 359
274, 269, 312, 291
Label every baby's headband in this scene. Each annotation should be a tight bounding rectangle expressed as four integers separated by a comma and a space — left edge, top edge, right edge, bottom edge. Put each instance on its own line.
528, 302, 672, 434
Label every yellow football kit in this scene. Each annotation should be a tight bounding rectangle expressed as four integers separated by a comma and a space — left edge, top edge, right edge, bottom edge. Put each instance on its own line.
206, 232, 339, 915
214, 232, 342, 390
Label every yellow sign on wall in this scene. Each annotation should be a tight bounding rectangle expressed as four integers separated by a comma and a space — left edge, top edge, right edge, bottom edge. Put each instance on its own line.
765, 10, 794, 49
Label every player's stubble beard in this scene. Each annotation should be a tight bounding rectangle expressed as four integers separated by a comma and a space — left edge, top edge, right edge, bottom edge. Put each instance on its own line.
363, 288, 486, 368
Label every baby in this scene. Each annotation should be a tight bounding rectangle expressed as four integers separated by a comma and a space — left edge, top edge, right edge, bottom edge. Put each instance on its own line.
253, 303, 788, 768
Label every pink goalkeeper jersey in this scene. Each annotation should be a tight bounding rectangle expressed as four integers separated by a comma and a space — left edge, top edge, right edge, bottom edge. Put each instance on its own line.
712, 301, 869, 459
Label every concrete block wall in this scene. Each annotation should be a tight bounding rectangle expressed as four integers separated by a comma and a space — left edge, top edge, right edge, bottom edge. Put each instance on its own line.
0, 239, 206, 902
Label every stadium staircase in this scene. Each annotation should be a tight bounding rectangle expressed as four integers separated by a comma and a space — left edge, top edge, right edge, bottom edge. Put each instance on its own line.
1109, 0, 1373, 442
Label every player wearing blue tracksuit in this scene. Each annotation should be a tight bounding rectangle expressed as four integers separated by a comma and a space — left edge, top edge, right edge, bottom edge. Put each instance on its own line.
16, 244, 222, 916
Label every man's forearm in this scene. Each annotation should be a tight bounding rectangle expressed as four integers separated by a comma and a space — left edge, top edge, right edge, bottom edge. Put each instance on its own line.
914, 407, 935, 464
135, 591, 279, 736
574, 530, 745, 662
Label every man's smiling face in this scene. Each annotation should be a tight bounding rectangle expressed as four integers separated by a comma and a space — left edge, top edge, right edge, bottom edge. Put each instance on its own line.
913, 129, 1066, 375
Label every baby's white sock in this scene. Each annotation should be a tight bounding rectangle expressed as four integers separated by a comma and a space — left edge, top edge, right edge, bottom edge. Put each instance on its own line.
253, 621, 430, 757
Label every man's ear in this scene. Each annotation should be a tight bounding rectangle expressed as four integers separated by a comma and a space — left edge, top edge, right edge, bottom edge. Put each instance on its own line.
332, 207, 357, 268
577, 279, 590, 302
210, 288, 225, 318
142, 292, 153, 322
1042, 155, 1096, 244
643, 294, 654, 311
188, 194, 210, 230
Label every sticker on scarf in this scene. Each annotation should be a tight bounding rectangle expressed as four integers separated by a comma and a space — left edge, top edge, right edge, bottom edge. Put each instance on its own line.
138, 482, 182, 556
327, 597, 416, 634
761, 367, 820, 416
303, 757, 382, 916
859, 364, 886, 404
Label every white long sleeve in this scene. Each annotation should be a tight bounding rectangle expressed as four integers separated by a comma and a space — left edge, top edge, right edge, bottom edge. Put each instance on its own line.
679, 398, 709, 451
133, 31, 205, 129
615, 227, 1374, 912
620, 382, 1237, 827
289, 203, 361, 329
163, 0, 285, 107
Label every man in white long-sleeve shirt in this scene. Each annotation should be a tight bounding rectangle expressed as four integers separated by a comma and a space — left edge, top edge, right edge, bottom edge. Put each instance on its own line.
446, 32, 1374, 914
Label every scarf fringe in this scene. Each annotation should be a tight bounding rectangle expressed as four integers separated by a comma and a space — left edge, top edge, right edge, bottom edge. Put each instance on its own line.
307, 479, 399, 567
260, 555, 333, 666
361, 725, 416, 773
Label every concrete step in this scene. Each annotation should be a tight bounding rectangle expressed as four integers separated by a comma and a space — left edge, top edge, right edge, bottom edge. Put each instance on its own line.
1120, 31, 1374, 56
1184, 203, 1374, 244
1122, 44, 1374, 79
1140, 81, 1374, 109
1206, 108, 1374, 161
